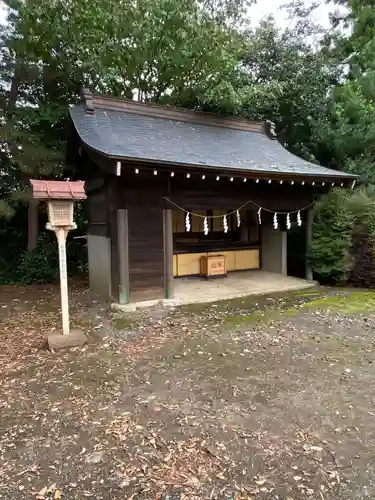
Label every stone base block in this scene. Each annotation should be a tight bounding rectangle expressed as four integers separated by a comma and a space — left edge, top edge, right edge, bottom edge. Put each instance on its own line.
47, 329, 87, 350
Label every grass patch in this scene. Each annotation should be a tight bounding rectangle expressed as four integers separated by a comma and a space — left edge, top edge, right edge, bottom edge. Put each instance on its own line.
294, 290, 323, 297
114, 316, 140, 330
177, 295, 263, 315
303, 290, 375, 314
177, 287, 325, 328
178, 287, 322, 316
222, 306, 300, 327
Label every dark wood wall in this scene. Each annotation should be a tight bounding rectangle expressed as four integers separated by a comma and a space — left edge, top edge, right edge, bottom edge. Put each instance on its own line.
87, 188, 108, 237
128, 207, 165, 301
118, 173, 167, 301
168, 176, 314, 212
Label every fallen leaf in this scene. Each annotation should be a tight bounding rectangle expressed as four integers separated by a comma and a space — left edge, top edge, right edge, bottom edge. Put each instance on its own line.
38, 487, 48, 496
85, 451, 103, 464
255, 476, 266, 486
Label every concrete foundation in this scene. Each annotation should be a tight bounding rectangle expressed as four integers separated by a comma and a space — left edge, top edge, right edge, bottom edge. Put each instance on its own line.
47, 329, 87, 350
112, 270, 315, 311
87, 234, 112, 299
261, 229, 287, 275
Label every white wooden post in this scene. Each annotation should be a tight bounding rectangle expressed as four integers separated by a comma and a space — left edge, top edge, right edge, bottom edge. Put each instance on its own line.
56, 228, 70, 336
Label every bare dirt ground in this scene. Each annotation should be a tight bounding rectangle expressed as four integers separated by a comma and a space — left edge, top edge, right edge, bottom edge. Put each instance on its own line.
1, 282, 375, 499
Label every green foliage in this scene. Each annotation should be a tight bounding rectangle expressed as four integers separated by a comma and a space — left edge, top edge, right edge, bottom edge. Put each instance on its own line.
313, 74, 375, 184
310, 0, 375, 187
0, 203, 88, 284
13, 232, 59, 284
7, 230, 88, 285
310, 188, 375, 286
309, 190, 354, 283
0, 0, 254, 219
0, 207, 29, 281
233, 10, 342, 159
3, 0, 252, 109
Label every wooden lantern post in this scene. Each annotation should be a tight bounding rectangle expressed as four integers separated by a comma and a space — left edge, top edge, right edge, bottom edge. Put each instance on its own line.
30, 180, 87, 349
45, 199, 76, 335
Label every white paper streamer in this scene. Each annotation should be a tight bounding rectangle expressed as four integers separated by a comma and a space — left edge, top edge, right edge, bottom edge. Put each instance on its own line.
223, 214, 228, 233
257, 208, 262, 225
286, 213, 291, 230
185, 212, 191, 232
273, 212, 278, 230
203, 217, 209, 235
236, 210, 241, 227
297, 210, 302, 227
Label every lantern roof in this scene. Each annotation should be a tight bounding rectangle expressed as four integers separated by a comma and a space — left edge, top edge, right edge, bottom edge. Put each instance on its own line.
30, 180, 86, 200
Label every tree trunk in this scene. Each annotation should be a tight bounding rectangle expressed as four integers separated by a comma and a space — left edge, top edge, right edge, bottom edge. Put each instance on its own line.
7, 68, 21, 116
28, 200, 39, 251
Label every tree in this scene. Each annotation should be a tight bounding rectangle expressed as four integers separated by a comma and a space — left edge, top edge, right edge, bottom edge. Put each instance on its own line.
4, 0, 253, 106
309, 0, 375, 185
235, 14, 340, 160
311, 76, 375, 184
0, 0, 254, 252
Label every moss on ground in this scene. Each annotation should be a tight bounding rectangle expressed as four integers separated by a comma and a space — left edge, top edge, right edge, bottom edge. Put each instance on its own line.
114, 316, 140, 330
303, 290, 375, 314
114, 288, 375, 333
177, 287, 375, 327
179, 287, 320, 315
222, 305, 300, 327
177, 287, 324, 328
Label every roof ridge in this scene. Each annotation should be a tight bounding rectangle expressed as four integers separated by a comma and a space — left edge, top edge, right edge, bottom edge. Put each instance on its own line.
80, 89, 268, 135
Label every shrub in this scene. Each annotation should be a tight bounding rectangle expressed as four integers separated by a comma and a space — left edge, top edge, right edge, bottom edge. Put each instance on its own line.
309, 188, 375, 286
309, 189, 354, 283
347, 190, 375, 287
0, 208, 29, 283
66, 234, 88, 277
14, 232, 58, 284
348, 227, 375, 287
0, 200, 88, 284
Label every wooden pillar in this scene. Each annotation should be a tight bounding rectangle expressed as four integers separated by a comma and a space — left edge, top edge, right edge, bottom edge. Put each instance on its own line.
305, 207, 313, 281
163, 208, 173, 299
117, 209, 129, 304
261, 228, 287, 275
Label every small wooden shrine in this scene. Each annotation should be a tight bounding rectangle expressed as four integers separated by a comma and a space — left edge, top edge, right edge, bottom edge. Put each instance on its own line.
66, 89, 356, 303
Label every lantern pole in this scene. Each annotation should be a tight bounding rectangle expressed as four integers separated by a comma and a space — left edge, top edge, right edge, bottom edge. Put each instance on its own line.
45, 220, 87, 349
56, 228, 70, 336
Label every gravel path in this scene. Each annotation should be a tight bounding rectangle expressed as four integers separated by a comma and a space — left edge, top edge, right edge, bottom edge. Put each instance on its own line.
1, 284, 375, 499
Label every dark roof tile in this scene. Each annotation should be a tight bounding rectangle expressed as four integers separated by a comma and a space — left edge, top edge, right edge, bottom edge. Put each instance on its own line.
69, 103, 355, 180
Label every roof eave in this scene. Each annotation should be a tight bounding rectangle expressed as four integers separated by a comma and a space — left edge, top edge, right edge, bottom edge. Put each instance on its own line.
82, 143, 357, 183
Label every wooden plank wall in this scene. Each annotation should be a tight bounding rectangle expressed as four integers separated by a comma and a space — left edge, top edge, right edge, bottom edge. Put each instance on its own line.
121, 174, 168, 302
87, 190, 108, 236
128, 206, 165, 302
168, 176, 313, 212
85, 171, 109, 238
